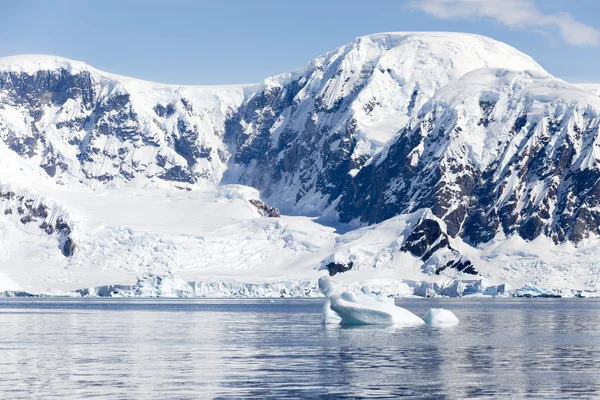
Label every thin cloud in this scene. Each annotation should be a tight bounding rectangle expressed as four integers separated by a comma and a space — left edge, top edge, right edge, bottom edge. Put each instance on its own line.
408, 0, 600, 46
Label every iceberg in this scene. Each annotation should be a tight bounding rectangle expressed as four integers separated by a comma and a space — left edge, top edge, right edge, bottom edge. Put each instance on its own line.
318, 276, 425, 326
329, 292, 425, 326
319, 277, 461, 327
322, 298, 343, 324
422, 308, 460, 327
319, 276, 343, 324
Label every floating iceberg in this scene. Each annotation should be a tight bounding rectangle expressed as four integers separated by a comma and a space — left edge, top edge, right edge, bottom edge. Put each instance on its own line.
329, 292, 425, 326
422, 308, 460, 327
319, 276, 343, 324
322, 298, 343, 324
319, 276, 461, 327
319, 276, 425, 326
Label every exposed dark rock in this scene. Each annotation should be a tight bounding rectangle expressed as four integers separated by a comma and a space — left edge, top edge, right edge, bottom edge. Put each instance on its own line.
400, 216, 478, 276
173, 119, 203, 167
326, 261, 353, 276
249, 199, 280, 217
0, 191, 15, 200
154, 103, 175, 118
158, 166, 195, 183
40, 221, 54, 235
61, 237, 76, 257
401, 218, 449, 260
435, 256, 478, 275
20, 215, 33, 224
55, 219, 71, 234
0, 189, 75, 258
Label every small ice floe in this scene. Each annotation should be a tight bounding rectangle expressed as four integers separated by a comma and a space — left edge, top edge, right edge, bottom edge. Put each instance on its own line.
319, 276, 424, 326
422, 308, 460, 327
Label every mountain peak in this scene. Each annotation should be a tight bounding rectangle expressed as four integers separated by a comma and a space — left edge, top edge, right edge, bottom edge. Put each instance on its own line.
351, 31, 544, 72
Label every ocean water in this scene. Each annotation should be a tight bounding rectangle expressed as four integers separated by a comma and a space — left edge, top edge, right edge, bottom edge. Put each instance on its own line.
0, 298, 599, 399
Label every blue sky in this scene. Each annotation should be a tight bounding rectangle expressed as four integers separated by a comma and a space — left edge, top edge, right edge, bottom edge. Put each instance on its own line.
1, 0, 599, 85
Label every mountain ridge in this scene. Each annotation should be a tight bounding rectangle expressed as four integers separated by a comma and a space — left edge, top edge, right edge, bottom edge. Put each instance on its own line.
2, 32, 600, 296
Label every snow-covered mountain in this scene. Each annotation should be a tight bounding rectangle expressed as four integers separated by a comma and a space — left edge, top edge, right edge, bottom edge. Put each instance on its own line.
0, 55, 257, 187
339, 69, 600, 243
226, 32, 543, 215
1, 32, 600, 297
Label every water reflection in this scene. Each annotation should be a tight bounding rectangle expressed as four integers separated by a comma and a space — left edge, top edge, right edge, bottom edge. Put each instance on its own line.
0, 299, 598, 398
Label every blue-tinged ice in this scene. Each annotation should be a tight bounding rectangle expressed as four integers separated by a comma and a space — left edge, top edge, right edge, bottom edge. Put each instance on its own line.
319, 276, 424, 326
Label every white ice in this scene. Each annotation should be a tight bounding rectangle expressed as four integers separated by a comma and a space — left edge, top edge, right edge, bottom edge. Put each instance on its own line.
422, 308, 460, 327
0, 271, 22, 292
319, 277, 343, 324
322, 299, 343, 324
319, 276, 424, 326
133, 273, 194, 298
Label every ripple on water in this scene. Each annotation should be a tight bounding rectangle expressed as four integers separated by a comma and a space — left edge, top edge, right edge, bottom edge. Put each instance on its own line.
0, 298, 598, 399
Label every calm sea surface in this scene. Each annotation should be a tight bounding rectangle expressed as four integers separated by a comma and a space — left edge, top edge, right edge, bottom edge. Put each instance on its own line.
0, 298, 599, 399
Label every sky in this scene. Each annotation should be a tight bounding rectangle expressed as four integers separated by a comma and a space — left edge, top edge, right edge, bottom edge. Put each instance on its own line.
1, 0, 599, 85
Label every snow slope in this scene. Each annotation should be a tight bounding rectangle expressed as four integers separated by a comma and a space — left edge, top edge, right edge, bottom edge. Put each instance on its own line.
0, 181, 336, 293
2, 176, 598, 297
577, 83, 600, 97
227, 32, 544, 214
